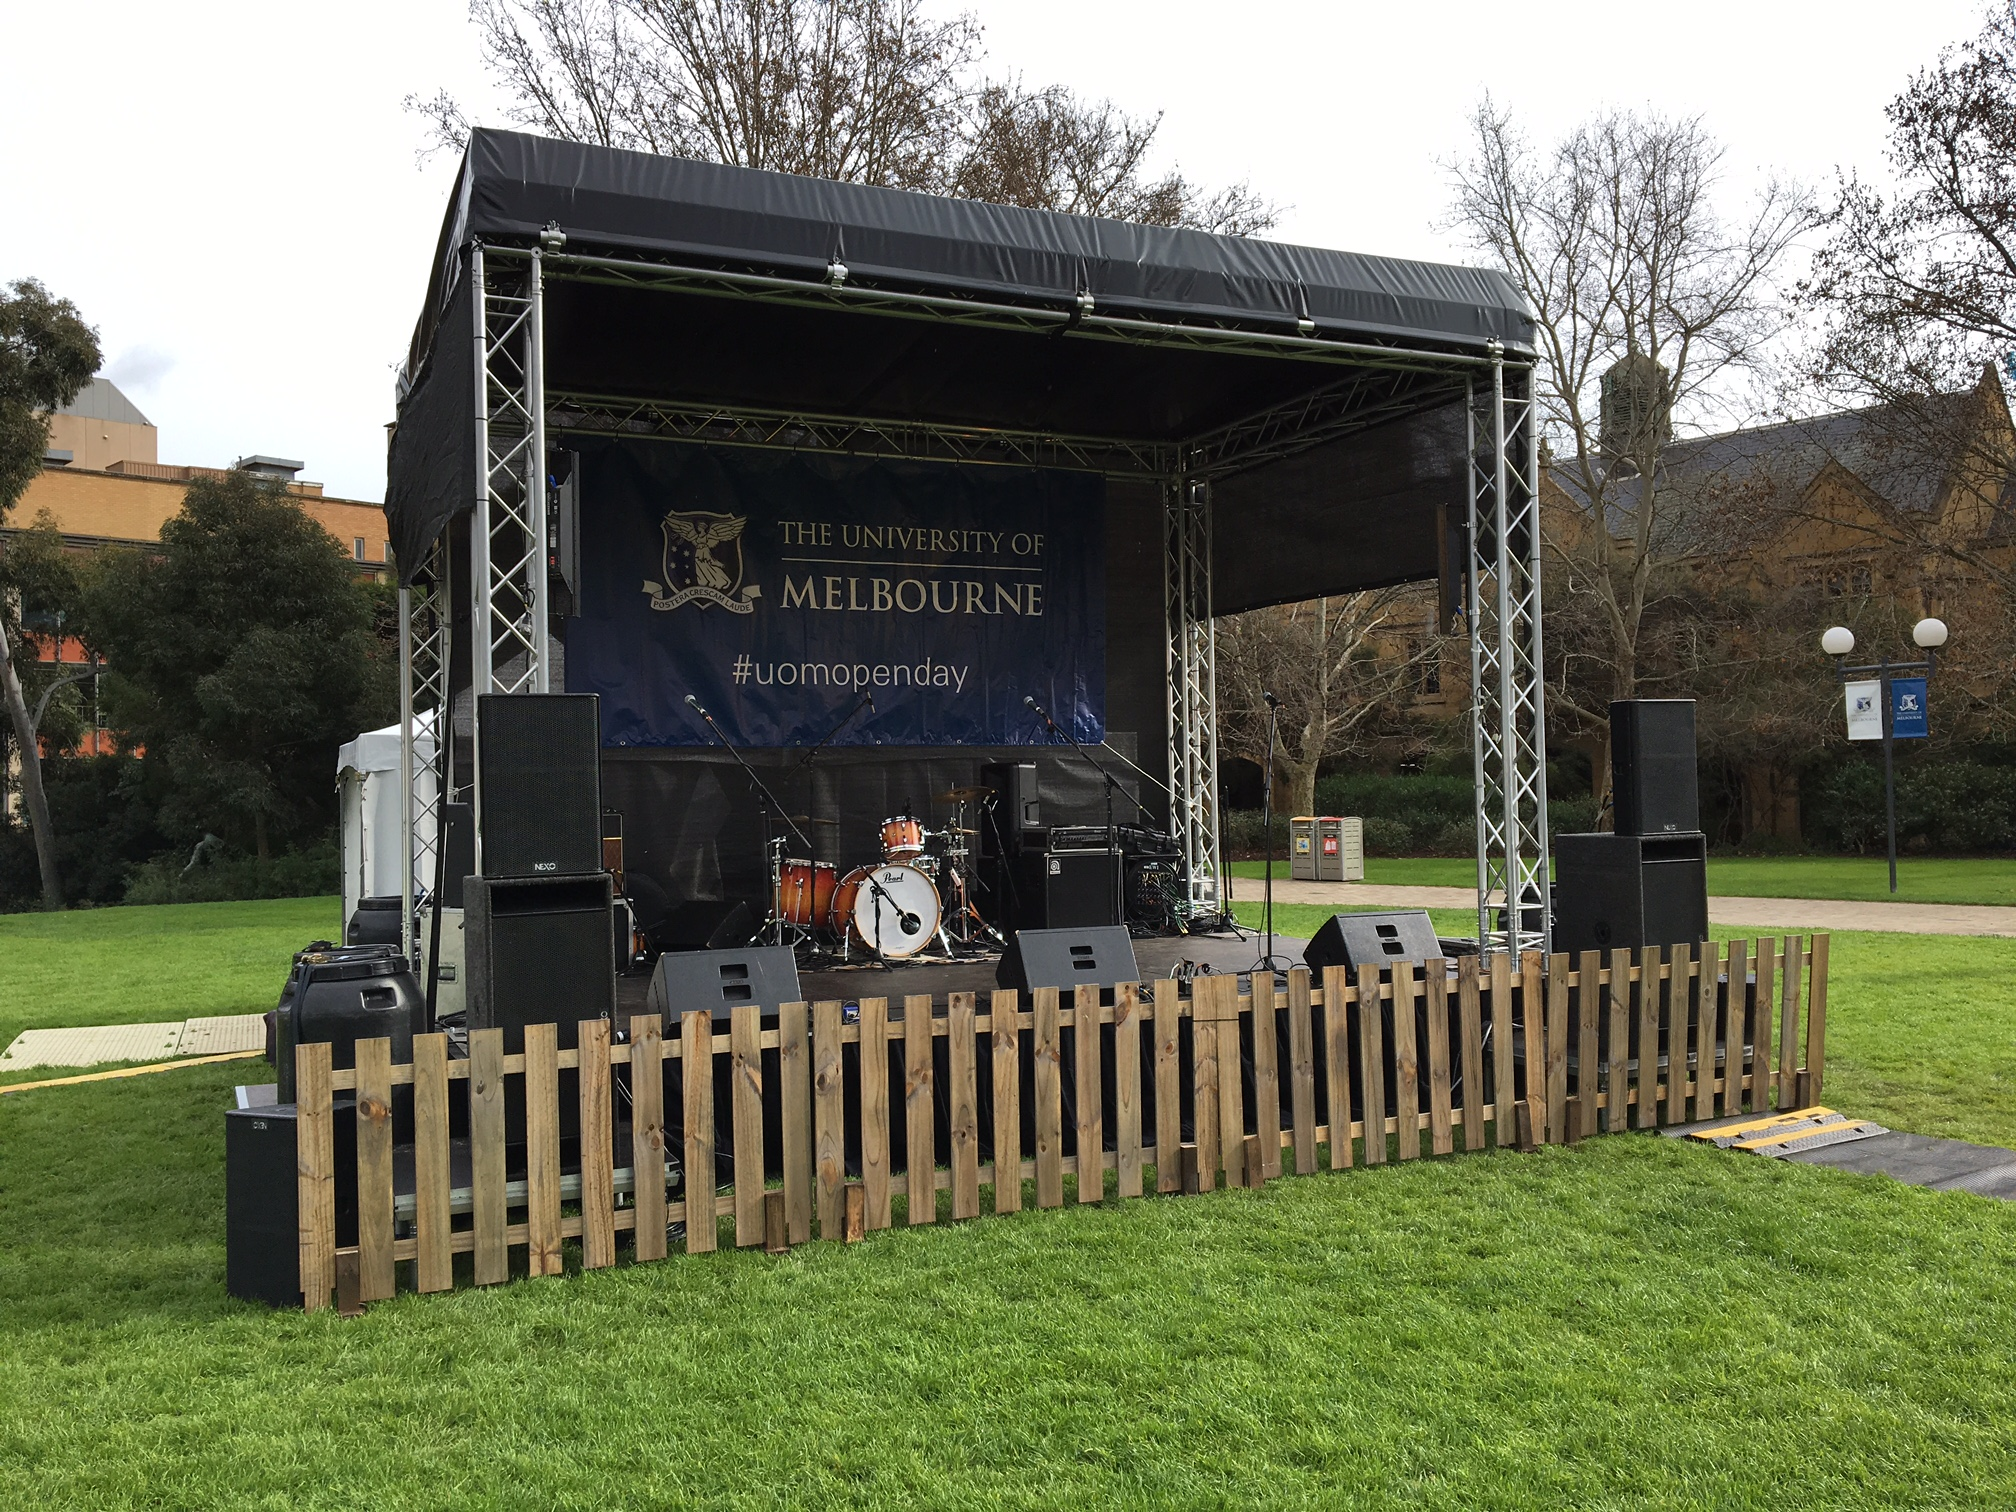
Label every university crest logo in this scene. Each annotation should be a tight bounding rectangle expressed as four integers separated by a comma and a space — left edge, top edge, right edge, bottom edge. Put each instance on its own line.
642, 510, 762, 612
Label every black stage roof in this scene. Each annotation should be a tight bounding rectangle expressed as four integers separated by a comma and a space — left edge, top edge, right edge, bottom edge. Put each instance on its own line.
388, 129, 1535, 612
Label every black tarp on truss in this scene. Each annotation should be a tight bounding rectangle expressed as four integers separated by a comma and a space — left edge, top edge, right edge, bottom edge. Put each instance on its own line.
386, 129, 1534, 612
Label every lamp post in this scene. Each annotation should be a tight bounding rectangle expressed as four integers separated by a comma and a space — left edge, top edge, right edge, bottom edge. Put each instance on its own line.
1822, 618, 1948, 895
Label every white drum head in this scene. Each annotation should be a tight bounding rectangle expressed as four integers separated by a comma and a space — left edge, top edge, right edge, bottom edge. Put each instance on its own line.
850, 864, 941, 958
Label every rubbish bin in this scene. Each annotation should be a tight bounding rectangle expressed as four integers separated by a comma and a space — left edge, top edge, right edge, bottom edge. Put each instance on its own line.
1315, 816, 1364, 881
1290, 818, 1319, 880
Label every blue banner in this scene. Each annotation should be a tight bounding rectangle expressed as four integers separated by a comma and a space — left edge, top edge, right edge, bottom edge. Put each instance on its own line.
565, 441, 1106, 748
1890, 676, 1928, 739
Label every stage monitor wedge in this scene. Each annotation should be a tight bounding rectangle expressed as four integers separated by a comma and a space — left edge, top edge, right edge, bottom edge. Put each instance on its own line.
477, 693, 603, 879
646, 946, 802, 1024
998, 925, 1141, 996
1304, 910, 1443, 978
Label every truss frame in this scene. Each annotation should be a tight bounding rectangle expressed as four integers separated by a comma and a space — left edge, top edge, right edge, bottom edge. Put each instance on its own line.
398, 536, 451, 962
1163, 476, 1224, 917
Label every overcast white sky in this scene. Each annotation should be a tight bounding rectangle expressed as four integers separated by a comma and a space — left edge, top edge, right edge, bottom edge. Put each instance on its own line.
1, 0, 1988, 502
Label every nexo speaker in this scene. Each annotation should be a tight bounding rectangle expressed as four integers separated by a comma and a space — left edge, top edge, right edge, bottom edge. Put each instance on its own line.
465, 872, 617, 1052
1553, 832, 1709, 954
1611, 699, 1699, 836
997, 925, 1141, 995
1304, 910, 1444, 977
645, 946, 803, 1024
225, 1104, 356, 1308
477, 693, 603, 878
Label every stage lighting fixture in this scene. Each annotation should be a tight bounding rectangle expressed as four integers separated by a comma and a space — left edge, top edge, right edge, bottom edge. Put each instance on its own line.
1820, 626, 1854, 657
1297, 316, 1316, 336
539, 221, 566, 252
1075, 289, 1095, 317
827, 259, 849, 289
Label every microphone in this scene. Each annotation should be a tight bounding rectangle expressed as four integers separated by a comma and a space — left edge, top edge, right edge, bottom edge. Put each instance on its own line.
685, 693, 710, 717
1262, 691, 1280, 709
1022, 695, 1037, 709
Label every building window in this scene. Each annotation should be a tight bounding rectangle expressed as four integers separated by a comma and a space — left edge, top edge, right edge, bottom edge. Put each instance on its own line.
383, 541, 392, 564
353, 537, 366, 561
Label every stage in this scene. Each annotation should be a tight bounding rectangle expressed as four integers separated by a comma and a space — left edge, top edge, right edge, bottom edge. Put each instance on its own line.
615, 929, 1311, 1014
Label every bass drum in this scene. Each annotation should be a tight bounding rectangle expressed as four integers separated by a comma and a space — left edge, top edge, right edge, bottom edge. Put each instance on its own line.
829, 863, 941, 958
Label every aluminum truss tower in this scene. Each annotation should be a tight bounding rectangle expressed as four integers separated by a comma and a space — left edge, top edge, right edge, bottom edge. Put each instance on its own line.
1467, 348, 1551, 954
1163, 477, 1224, 919
397, 537, 451, 962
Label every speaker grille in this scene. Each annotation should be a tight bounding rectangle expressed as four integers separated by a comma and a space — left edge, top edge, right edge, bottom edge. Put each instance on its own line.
478, 694, 603, 878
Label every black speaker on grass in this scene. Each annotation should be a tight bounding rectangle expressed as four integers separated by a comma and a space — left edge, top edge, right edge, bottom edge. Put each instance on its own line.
465, 872, 616, 1052
997, 925, 1140, 995
1303, 910, 1443, 978
225, 1104, 356, 1308
1610, 699, 1699, 836
477, 693, 603, 878
645, 946, 802, 1023
1553, 832, 1708, 953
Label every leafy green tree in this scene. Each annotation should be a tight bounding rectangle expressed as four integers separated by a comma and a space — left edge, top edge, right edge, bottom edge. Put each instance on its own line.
1, 279, 100, 908
84, 472, 396, 863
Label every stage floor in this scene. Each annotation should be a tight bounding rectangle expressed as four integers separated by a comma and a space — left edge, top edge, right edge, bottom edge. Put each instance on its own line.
616, 929, 1310, 1012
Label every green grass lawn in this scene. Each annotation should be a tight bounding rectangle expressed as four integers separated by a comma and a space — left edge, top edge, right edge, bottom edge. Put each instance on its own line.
5, 1059, 2016, 1507
0, 896, 337, 1086
5, 902, 2016, 1504
1231, 854, 2016, 905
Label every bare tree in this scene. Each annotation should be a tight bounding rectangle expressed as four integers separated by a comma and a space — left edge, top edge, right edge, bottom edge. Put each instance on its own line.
412, 0, 1277, 233
1446, 103, 1816, 796
1216, 590, 1440, 818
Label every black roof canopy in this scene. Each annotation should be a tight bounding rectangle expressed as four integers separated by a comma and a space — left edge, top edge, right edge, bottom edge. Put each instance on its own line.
388, 129, 1535, 608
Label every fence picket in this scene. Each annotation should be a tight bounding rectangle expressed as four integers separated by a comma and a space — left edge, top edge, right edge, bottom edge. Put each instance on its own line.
1426, 961, 1453, 1156
1074, 985, 1104, 1203
1722, 941, 1748, 1116
1752, 940, 1776, 1114
1392, 963, 1420, 1162
1322, 966, 1353, 1169
1807, 935, 1829, 1103
354, 1036, 395, 1303
1604, 948, 1630, 1134
413, 1033, 452, 1291
579, 1018, 616, 1268
1113, 983, 1143, 1197
904, 996, 936, 1225
1689, 944, 1714, 1123
1545, 954, 1570, 1145
1191, 978, 1221, 1192
1635, 948, 1661, 1131
1357, 963, 1386, 1166
469, 1027, 508, 1284
1254, 973, 1283, 1179
1286, 969, 1317, 1174
779, 1002, 812, 1244
1154, 980, 1184, 1190
1490, 953, 1515, 1145
858, 998, 891, 1230
1034, 988, 1064, 1207
1457, 957, 1485, 1153
681, 1010, 717, 1254
1577, 951, 1600, 1140
1662, 947, 1688, 1126
1779, 937, 1802, 1108
1211, 977, 1244, 1188
949, 994, 980, 1219
813, 1001, 845, 1239
295, 1041, 335, 1312
630, 1014, 667, 1263
524, 1023, 563, 1276
732, 1004, 766, 1245
991, 990, 1023, 1213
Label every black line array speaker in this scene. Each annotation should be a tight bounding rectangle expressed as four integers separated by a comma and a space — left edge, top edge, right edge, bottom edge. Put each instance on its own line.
1303, 910, 1444, 978
477, 693, 603, 878
465, 872, 616, 1052
438, 801, 474, 909
997, 925, 1141, 995
1552, 832, 1709, 953
226, 1104, 356, 1308
1611, 699, 1699, 836
646, 946, 803, 1024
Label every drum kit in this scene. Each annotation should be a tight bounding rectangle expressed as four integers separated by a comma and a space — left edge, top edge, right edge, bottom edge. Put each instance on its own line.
765, 786, 1004, 964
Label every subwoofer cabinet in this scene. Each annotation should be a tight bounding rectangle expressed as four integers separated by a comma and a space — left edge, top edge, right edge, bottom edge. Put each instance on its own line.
1552, 831, 1709, 954
464, 872, 617, 1052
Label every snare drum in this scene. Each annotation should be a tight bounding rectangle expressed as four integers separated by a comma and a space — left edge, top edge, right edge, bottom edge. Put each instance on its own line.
879, 814, 926, 860
775, 859, 836, 926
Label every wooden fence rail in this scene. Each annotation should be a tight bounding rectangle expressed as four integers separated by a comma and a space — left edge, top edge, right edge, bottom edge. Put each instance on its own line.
295, 935, 1829, 1310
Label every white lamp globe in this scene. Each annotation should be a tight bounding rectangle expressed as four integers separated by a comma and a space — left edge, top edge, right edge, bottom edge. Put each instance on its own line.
1821, 626, 1855, 657
1913, 617, 1949, 650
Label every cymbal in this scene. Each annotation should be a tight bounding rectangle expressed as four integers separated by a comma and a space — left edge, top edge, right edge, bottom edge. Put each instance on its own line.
936, 786, 992, 803
784, 815, 840, 825
943, 826, 979, 835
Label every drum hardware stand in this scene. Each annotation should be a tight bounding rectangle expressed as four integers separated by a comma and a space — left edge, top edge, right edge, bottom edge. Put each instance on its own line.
684, 694, 817, 950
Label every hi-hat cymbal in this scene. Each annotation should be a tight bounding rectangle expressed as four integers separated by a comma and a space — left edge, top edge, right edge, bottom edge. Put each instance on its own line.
936, 786, 992, 803
784, 815, 840, 825
943, 826, 979, 835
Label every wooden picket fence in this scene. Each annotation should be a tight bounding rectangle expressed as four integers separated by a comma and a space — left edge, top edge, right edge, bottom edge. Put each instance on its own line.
293, 934, 1829, 1311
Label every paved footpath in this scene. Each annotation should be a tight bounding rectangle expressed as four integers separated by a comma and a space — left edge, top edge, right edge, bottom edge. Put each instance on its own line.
1229, 877, 2016, 938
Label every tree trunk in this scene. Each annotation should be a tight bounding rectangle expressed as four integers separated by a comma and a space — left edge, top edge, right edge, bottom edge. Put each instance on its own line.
1281, 753, 1321, 823
254, 808, 271, 865
0, 617, 64, 910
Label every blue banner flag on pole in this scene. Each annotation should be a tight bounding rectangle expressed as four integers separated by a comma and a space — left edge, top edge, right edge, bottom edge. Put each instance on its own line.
1890, 676, 1929, 739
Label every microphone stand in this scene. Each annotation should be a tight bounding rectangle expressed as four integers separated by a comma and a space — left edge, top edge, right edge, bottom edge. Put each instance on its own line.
687, 699, 815, 948
1028, 696, 1143, 929
1252, 696, 1290, 978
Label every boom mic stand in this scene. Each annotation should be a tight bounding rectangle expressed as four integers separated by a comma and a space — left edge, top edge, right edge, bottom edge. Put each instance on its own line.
1025, 695, 1144, 929
1251, 692, 1290, 978
685, 694, 818, 949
